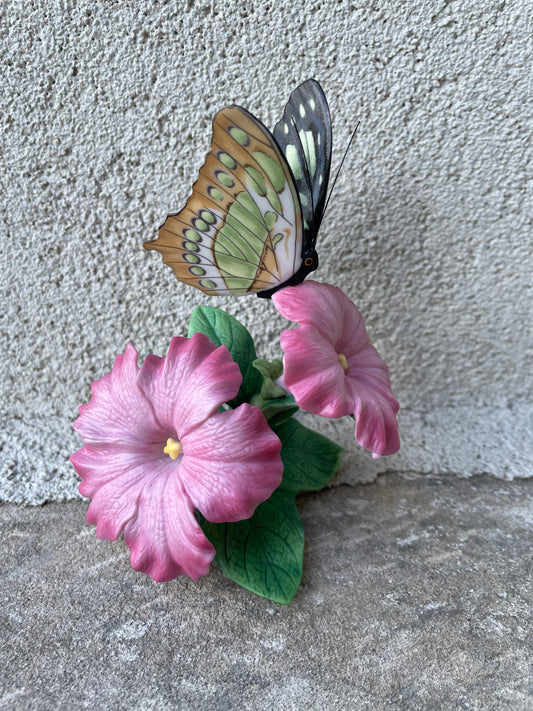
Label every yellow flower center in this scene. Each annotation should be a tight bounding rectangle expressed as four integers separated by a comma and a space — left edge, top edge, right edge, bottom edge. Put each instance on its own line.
164, 437, 182, 460
338, 353, 349, 370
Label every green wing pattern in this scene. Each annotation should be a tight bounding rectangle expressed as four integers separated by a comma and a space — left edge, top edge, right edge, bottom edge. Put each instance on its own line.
144, 106, 303, 296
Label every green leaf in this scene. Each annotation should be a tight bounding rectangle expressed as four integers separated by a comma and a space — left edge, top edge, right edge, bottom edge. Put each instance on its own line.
274, 418, 345, 495
252, 358, 283, 380
260, 395, 298, 427
199, 420, 343, 604
251, 358, 286, 401
201, 490, 304, 605
188, 306, 262, 406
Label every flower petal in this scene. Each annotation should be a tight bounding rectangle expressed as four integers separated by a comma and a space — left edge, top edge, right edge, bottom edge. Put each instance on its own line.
74, 344, 161, 448
280, 325, 353, 417
75, 448, 153, 540
122, 460, 215, 581
73, 446, 136, 501
345, 345, 400, 457
180, 404, 283, 523
73, 421, 216, 580
273, 280, 366, 350
137, 333, 242, 437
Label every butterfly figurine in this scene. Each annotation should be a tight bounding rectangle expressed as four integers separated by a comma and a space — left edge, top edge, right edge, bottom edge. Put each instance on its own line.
144, 79, 332, 298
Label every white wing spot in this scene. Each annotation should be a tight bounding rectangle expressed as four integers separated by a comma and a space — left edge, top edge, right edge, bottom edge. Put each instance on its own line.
286, 144, 303, 179
299, 129, 316, 176
319, 174, 323, 185
284, 123, 289, 135
309, 98, 316, 111
317, 133, 321, 146
299, 104, 306, 118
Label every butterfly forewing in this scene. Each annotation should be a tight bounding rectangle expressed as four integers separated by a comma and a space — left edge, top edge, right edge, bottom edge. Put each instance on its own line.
144, 106, 303, 296
273, 79, 332, 250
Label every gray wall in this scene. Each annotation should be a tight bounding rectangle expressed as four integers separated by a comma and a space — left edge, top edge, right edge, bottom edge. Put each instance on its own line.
1, 1, 531, 502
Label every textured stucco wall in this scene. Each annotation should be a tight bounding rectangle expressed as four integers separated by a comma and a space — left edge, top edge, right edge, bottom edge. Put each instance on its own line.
1, 0, 531, 502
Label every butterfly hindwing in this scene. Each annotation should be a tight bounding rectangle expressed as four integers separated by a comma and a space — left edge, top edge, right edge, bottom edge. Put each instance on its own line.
144, 105, 304, 296
273, 79, 332, 251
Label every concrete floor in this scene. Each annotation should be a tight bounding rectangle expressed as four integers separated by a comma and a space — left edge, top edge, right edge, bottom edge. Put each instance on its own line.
1, 473, 532, 710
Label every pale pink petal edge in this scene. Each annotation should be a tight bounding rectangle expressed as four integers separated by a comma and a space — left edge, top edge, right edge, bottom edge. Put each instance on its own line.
181, 403, 283, 523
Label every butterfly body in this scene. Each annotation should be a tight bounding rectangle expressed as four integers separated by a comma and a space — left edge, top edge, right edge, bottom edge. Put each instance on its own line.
145, 79, 332, 297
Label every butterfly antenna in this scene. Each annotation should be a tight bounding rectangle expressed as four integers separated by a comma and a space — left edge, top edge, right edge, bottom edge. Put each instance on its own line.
322, 121, 360, 219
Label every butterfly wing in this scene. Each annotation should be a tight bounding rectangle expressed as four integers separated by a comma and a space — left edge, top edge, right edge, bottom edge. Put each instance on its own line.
273, 79, 332, 251
144, 106, 304, 296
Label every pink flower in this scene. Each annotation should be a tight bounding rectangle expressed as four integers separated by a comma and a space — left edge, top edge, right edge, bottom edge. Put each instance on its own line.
71, 333, 282, 582
273, 281, 400, 459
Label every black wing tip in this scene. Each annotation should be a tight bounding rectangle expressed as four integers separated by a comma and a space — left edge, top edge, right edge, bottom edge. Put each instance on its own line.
296, 77, 322, 89
292, 78, 328, 101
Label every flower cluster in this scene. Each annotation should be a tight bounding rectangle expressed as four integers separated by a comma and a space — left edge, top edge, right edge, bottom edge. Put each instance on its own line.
72, 281, 400, 601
